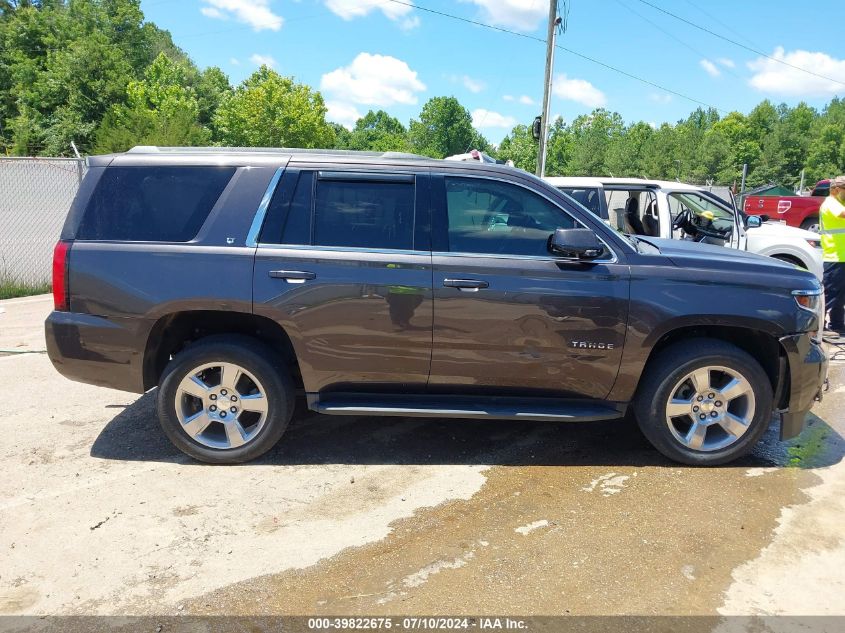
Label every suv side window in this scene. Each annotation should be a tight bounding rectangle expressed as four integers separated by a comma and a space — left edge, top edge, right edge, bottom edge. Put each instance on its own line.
76, 166, 235, 242
313, 175, 415, 250
443, 177, 575, 257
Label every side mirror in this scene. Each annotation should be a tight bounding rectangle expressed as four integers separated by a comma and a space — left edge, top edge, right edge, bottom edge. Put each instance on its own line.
746, 215, 762, 229
548, 228, 604, 260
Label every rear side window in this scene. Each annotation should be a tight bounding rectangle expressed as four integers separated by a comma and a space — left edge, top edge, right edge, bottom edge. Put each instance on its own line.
76, 166, 235, 241
313, 177, 415, 250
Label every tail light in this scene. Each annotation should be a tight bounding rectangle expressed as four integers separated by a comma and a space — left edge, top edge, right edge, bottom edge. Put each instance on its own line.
777, 200, 792, 214
52, 240, 71, 311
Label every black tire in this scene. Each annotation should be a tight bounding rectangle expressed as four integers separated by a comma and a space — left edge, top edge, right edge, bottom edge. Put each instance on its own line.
800, 217, 819, 233
156, 335, 295, 464
633, 339, 773, 466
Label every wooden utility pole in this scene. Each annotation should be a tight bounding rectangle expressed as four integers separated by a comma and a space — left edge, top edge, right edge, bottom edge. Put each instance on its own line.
536, 1, 560, 178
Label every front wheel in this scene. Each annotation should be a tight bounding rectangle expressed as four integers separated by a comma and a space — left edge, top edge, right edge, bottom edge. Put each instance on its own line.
156, 335, 294, 464
633, 339, 773, 465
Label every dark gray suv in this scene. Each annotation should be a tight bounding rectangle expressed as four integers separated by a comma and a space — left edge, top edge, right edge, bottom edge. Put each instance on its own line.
46, 146, 827, 465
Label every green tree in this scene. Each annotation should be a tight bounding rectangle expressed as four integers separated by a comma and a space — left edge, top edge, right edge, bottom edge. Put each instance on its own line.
409, 96, 475, 158
347, 109, 409, 152
93, 53, 209, 152
497, 123, 537, 173
213, 66, 335, 148
0, 0, 186, 155
567, 109, 624, 176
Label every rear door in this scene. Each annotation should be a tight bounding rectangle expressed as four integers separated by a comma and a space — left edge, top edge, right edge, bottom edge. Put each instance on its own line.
429, 173, 630, 400
252, 166, 433, 394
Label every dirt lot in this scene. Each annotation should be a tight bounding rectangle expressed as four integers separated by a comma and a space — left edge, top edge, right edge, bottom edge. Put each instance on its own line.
1, 295, 844, 618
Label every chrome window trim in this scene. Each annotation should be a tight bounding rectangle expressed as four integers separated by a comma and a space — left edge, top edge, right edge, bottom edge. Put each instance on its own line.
255, 243, 429, 257
245, 167, 284, 247
435, 172, 623, 263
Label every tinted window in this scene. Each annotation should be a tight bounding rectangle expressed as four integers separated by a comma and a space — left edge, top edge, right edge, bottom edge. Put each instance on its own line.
259, 171, 312, 245
813, 184, 830, 197
313, 177, 415, 250
77, 166, 235, 241
444, 177, 575, 256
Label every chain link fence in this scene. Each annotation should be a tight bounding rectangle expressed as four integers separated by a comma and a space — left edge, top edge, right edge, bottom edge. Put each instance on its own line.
0, 157, 85, 287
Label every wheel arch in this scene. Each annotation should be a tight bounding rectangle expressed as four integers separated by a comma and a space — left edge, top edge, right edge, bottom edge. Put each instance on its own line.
640, 325, 785, 403
143, 310, 303, 393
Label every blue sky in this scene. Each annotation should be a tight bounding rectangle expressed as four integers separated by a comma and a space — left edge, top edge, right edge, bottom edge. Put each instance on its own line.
140, 0, 845, 142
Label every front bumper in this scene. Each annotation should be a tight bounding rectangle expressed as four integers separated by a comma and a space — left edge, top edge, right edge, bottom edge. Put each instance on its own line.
778, 333, 828, 440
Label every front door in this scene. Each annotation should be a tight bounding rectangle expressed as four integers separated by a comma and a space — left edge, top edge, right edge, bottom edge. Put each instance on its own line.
253, 168, 433, 394
429, 174, 630, 400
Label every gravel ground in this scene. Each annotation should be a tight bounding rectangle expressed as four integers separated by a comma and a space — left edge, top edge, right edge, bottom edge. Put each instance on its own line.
0, 295, 843, 619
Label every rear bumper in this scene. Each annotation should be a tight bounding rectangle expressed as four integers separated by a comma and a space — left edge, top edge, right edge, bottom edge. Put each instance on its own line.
778, 333, 828, 440
45, 311, 146, 394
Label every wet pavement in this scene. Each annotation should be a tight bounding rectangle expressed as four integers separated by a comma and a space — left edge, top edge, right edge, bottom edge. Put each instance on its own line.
1, 295, 843, 619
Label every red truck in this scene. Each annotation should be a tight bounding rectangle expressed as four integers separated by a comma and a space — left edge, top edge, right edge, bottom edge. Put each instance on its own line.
743, 180, 830, 233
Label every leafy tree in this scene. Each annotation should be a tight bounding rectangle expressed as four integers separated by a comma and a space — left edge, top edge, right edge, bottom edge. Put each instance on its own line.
347, 109, 409, 152
567, 109, 624, 176
213, 66, 335, 148
93, 53, 209, 152
497, 123, 537, 173
409, 96, 476, 158
195, 66, 230, 130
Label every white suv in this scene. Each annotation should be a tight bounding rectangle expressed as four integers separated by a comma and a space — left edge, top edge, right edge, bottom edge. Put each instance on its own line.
546, 177, 824, 280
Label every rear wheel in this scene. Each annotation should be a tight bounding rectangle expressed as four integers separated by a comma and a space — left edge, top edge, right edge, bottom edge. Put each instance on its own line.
156, 335, 294, 463
800, 217, 819, 233
633, 339, 773, 465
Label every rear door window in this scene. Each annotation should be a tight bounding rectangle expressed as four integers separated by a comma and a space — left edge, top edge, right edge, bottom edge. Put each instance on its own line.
312, 175, 415, 250
76, 166, 235, 241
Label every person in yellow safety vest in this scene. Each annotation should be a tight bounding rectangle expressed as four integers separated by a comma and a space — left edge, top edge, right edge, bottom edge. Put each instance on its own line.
820, 175, 845, 335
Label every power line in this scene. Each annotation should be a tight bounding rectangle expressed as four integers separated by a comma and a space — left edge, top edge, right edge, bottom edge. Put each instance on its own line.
554, 43, 725, 112
384, 0, 545, 44
387, 0, 727, 112
635, 0, 845, 89
612, 0, 744, 82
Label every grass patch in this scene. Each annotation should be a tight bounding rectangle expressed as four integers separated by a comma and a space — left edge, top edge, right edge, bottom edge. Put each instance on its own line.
786, 417, 830, 468
0, 279, 51, 300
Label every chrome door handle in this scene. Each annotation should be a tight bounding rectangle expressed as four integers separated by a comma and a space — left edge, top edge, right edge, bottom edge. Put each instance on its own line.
268, 270, 316, 283
443, 278, 489, 291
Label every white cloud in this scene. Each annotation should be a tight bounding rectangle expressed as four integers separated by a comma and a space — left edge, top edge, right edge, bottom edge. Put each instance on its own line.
518, 95, 535, 105
326, 101, 362, 129
717, 57, 735, 68
748, 46, 845, 97
462, 75, 485, 93
250, 53, 277, 68
552, 74, 606, 108
200, 6, 225, 19
200, 0, 283, 31
229, 57, 240, 66
700, 59, 720, 77
503, 94, 515, 102
400, 15, 421, 30
321, 53, 426, 106
325, 0, 418, 26
648, 92, 672, 104
471, 108, 517, 129
461, 0, 546, 32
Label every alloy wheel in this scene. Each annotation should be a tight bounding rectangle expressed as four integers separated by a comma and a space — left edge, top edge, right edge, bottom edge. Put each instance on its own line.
175, 361, 269, 449
664, 365, 756, 452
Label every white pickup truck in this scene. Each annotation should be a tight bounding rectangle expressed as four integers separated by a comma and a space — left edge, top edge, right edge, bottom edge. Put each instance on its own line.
546, 176, 824, 280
